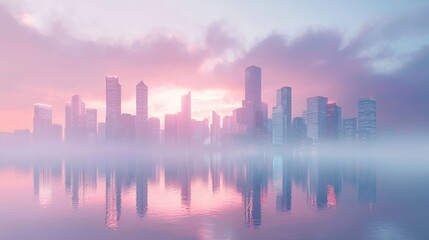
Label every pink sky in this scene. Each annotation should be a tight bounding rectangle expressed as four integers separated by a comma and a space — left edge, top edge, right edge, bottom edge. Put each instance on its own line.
1, 3, 429, 132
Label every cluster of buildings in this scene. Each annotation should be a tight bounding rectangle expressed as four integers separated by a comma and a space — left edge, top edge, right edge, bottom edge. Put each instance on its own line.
0, 65, 377, 148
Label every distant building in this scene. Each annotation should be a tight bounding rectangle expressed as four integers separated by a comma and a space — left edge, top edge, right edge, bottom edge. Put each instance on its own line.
272, 86, 292, 147
106, 76, 122, 140
192, 118, 209, 145
292, 117, 307, 144
343, 118, 357, 142
51, 124, 63, 144
178, 92, 192, 145
86, 108, 97, 140
148, 117, 160, 145
306, 96, 328, 143
97, 122, 106, 141
358, 98, 376, 141
120, 114, 135, 141
326, 102, 342, 141
33, 104, 53, 142
210, 111, 221, 146
164, 114, 178, 145
136, 81, 148, 142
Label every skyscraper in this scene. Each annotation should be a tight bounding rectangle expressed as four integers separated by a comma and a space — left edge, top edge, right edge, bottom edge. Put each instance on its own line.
136, 81, 148, 141
358, 98, 376, 141
120, 113, 136, 141
343, 118, 357, 142
272, 86, 292, 147
292, 117, 307, 144
245, 65, 262, 109
85, 108, 97, 139
326, 102, 342, 141
306, 96, 328, 143
33, 104, 53, 142
211, 111, 221, 146
106, 76, 121, 140
178, 92, 191, 145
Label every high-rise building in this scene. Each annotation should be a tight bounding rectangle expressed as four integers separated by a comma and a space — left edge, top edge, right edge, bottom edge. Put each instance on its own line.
86, 108, 97, 140
211, 111, 221, 146
33, 104, 53, 142
343, 118, 357, 142
245, 65, 262, 109
164, 114, 178, 145
358, 98, 376, 141
178, 92, 192, 145
148, 117, 160, 145
272, 86, 292, 147
292, 117, 307, 144
306, 96, 328, 143
236, 65, 265, 141
192, 118, 209, 145
326, 102, 342, 141
106, 76, 121, 140
136, 81, 148, 141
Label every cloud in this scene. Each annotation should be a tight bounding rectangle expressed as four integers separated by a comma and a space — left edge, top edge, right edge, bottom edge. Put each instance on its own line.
0, 4, 429, 134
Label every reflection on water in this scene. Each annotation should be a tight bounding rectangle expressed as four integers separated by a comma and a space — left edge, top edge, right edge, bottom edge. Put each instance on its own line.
0, 149, 428, 239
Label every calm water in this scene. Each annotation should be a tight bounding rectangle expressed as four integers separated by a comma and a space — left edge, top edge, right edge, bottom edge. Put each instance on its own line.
0, 149, 428, 240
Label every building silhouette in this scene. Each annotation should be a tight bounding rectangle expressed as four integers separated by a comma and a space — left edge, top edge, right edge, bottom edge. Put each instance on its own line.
272, 86, 292, 147
358, 98, 376, 141
136, 81, 148, 142
343, 117, 357, 142
326, 102, 342, 141
306, 96, 328, 143
106, 76, 122, 140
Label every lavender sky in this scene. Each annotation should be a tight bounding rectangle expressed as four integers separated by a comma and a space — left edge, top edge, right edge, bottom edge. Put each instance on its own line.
0, 1, 429, 133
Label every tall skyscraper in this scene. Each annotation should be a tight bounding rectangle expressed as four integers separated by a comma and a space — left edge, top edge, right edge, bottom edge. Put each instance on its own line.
236, 65, 265, 141
33, 104, 53, 142
106, 76, 121, 140
211, 111, 221, 146
306, 96, 328, 143
272, 86, 292, 147
245, 65, 262, 109
178, 92, 192, 145
343, 118, 357, 142
358, 98, 376, 141
326, 102, 342, 141
136, 81, 148, 141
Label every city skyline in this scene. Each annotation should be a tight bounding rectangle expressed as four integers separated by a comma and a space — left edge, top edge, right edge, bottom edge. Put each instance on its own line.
1, 2, 429, 133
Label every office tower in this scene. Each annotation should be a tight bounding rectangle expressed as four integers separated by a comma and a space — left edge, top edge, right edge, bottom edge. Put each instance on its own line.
106, 76, 121, 140
136, 81, 148, 141
343, 118, 357, 142
211, 111, 221, 146
306, 96, 328, 143
235, 65, 265, 140
65, 95, 90, 142
326, 102, 342, 141
178, 92, 192, 144
272, 86, 292, 147
164, 114, 178, 145
358, 98, 376, 141
85, 108, 97, 138
120, 114, 136, 141
148, 117, 160, 144
33, 104, 53, 142
292, 117, 307, 144
245, 65, 262, 109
